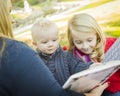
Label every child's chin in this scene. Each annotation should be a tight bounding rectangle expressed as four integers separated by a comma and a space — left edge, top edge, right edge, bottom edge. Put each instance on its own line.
84, 51, 92, 55
47, 51, 55, 55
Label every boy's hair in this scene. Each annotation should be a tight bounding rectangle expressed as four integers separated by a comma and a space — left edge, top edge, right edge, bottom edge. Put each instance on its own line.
31, 18, 58, 43
67, 13, 106, 62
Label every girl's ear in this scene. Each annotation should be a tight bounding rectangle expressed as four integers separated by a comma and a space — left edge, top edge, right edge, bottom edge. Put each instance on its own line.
32, 42, 37, 46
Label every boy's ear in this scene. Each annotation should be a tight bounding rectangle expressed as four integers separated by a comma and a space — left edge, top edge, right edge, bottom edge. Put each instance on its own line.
32, 42, 37, 46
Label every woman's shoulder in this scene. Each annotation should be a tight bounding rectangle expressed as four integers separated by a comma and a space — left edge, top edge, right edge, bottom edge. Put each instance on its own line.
6, 38, 30, 49
5, 38, 34, 53
3, 38, 36, 62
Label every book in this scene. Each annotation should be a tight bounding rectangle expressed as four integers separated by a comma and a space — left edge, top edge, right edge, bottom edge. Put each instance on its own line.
102, 37, 120, 63
63, 60, 120, 93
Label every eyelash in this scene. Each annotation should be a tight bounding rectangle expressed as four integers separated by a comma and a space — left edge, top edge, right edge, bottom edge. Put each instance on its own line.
53, 39, 57, 42
87, 39, 92, 42
41, 41, 47, 43
76, 42, 82, 44
41, 39, 57, 43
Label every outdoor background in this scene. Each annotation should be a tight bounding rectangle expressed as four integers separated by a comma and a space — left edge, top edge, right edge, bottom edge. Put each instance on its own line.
12, 0, 120, 48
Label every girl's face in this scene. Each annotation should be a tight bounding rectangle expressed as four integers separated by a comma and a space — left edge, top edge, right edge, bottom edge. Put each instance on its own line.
35, 27, 59, 55
72, 31, 97, 54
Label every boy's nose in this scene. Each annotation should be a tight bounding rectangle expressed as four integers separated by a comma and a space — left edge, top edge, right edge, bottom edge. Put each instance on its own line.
48, 42, 53, 47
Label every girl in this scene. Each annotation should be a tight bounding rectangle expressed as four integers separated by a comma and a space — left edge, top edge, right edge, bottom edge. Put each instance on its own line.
67, 13, 120, 96
67, 13, 105, 63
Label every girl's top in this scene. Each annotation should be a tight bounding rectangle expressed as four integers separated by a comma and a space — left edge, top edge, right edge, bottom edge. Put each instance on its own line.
74, 47, 91, 63
37, 46, 92, 86
105, 37, 117, 53
0, 38, 85, 96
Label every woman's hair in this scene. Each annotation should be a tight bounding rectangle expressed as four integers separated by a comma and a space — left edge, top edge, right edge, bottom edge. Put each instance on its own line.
67, 13, 106, 62
31, 18, 58, 43
0, 0, 13, 58
0, 0, 13, 37
11, 0, 14, 3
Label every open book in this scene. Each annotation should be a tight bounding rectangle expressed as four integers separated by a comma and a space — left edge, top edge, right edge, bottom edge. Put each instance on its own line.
63, 38, 120, 93
63, 61, 120, 93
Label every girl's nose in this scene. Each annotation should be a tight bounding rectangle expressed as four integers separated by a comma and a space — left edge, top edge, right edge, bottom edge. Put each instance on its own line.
82, 43, 89, 49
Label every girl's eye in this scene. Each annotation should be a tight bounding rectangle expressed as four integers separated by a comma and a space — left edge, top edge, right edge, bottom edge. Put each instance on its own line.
87, 39, 92, 42
75, 41, 82, 44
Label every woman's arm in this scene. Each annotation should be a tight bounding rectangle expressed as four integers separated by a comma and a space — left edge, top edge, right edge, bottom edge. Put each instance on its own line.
0, 40, 108, 96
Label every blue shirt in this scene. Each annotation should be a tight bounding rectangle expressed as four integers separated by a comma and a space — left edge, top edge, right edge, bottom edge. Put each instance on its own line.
0, 38, 84, 96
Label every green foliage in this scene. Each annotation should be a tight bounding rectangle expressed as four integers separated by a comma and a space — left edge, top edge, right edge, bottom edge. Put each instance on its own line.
27, 0, 39, 5
103, 27, 120, 38
105, 30, 120, 38
12, 14, 23, 19
102, 20, 120, 27
13, 0, 24, 7
74, 0, 114, 12
49, 0, 77, 1
41, 1, 56, 16
13, 0, 47, 7
59, 33, 68, 47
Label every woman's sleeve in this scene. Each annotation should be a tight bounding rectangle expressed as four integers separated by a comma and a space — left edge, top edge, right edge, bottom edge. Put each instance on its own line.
3, 42, 84, 96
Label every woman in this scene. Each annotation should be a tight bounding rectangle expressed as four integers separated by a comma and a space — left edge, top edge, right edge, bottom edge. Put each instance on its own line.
0, 0, 108, 96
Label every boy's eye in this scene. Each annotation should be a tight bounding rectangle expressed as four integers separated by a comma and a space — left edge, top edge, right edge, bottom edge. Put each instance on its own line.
53, 39, 57, 42
41, 41, 47, 43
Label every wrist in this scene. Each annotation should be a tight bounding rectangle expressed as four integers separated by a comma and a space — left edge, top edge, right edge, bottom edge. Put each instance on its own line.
84, 93, 95, 96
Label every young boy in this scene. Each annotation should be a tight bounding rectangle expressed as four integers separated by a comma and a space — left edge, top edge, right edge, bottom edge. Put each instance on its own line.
31, 18, 92, 86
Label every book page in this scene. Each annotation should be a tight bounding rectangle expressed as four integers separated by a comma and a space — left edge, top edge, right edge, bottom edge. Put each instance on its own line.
63, 61, 120, 93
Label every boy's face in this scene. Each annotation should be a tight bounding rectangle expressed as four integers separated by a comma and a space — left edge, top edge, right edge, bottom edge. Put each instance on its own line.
35, 27, 59, 55
72, 31, 97, 54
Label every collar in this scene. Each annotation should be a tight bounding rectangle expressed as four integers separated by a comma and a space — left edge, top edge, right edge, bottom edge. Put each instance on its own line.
37, 46, 61, 58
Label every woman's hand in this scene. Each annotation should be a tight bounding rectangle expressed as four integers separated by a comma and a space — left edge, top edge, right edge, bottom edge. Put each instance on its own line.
84, 82, 109, 96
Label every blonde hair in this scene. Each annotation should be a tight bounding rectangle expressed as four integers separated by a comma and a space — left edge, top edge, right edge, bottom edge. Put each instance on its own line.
0, 0, 13, 38
67, 13, 106, 62
0, 0, 13, 58
31, 18, 58, 43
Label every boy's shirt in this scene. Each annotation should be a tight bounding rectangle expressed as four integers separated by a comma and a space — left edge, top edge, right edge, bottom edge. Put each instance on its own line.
36, 46, 91, 86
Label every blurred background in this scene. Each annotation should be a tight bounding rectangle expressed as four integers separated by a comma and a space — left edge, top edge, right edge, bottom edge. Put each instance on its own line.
12, 0, 120, 48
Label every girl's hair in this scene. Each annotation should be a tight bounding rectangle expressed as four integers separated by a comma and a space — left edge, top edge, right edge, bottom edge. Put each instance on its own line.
67, 13, 106, 62
31, 18, 58, 43
0, 0, 13, 58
